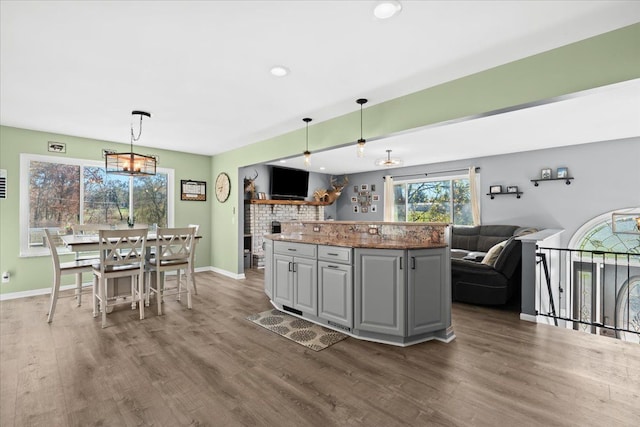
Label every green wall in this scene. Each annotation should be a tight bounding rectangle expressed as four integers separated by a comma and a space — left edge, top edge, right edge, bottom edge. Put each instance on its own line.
0, 126, 212, 295
209, 23, 640, 275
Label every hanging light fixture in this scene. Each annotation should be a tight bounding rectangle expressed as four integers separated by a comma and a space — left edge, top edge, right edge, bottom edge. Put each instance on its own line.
356, 98, 368, 157
375, 149, 403, 167
302, 117, 312, 168
105, 110, 157, 176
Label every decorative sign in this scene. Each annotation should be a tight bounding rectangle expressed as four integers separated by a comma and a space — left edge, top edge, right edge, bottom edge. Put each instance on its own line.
48, 141, 66, 153
181, 179, 207, 201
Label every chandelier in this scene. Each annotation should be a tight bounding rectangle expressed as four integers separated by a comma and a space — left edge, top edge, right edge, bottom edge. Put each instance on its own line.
105, 110, 157, 176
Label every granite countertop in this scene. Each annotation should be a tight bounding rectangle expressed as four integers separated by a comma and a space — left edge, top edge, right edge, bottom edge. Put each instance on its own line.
264, 233, 448, 250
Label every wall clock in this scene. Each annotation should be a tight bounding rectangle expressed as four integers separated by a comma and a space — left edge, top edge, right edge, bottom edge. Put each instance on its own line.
215, 172, 231, 203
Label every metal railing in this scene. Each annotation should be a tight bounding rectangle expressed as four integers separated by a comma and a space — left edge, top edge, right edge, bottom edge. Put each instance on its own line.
535, 247, 640, 342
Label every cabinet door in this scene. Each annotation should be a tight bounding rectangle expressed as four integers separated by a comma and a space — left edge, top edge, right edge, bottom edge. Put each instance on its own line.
293, 257, 317, 315
407, 248, 448, 335
263, 239, 273, 299
273, 254, 294, 306
318, 261, 353, 329
354, 249, 405, 336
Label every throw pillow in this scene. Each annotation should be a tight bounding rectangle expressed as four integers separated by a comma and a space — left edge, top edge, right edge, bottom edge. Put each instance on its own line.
481, 240, 508, 266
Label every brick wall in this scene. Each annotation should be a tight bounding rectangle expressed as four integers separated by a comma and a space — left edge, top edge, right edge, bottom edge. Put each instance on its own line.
245, 203, 324, 268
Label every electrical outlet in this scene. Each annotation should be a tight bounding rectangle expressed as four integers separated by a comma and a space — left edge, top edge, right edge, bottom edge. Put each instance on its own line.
313, 226, 320, 232
1, 272, 9, 283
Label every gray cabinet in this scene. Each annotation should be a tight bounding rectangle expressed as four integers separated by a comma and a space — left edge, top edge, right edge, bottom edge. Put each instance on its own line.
266, 237, 453, 346
263, 239, 273, 299
273, 241, 317, 315
407, 248, 449, 335
293, 256, 317, 315
318, 260, 353, 329
354, 248, 405, 336
273, 253, 294, 306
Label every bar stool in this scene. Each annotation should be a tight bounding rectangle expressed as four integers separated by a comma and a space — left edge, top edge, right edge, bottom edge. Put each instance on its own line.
147, 227, 195, 315
92, 228, 147, 328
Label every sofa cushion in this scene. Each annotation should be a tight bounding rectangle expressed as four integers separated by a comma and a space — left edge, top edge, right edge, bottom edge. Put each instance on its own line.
451, 226, 479, 251
476, 225, 519, 252
481, 240, 507, 266
493, 237, 522, 279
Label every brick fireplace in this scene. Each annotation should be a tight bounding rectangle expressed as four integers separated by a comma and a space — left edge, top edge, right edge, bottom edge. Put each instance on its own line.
244, 201, 325, 268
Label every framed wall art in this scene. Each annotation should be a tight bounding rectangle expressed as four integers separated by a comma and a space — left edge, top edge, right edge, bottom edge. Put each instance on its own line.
181, 179, 207, 201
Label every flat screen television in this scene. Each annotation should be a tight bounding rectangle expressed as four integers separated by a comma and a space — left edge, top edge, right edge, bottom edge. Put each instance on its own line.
270, 166, 309, 200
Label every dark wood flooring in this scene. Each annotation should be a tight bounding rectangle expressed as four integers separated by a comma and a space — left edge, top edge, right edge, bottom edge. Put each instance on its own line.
1, 270, 639, 426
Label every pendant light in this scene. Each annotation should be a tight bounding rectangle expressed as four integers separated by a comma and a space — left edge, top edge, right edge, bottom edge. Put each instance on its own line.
356, 98, 368, 157
375, 149, 403, 167
105, 110, 157, 176
303, 117, 312, 168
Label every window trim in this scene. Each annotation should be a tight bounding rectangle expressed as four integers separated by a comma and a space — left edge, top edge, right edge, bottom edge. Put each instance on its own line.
19, 153, 175, 257
391, 173, 478, 224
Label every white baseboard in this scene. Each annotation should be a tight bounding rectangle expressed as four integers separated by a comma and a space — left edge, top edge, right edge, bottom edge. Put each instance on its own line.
0, 266, 247, 301
520, 313, 538, 323
209, 266, 246, 280
0, 282, 93, 301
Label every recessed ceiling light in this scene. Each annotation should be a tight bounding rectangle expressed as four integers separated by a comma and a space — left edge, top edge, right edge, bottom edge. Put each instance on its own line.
373, 1, 402, 19
270, 65, 290, 77
279, 159, 287, 163
319, 167, 326, 171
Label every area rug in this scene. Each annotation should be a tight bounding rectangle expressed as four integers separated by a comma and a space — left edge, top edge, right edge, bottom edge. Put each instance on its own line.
246, 309, 348, 351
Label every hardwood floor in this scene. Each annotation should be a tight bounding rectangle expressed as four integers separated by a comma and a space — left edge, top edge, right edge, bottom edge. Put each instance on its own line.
1, 269, 639, 426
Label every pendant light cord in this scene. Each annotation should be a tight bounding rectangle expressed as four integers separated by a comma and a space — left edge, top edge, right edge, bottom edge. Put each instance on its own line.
360, 103, 363, 141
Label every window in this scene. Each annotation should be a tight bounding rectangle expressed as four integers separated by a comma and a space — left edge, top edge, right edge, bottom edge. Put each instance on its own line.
20, 154, 174, 256
392, 174, 474, 225
567, 209, 640, 340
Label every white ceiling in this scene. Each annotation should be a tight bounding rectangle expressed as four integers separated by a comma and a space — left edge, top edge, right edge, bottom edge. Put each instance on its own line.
2, 1, 639, 170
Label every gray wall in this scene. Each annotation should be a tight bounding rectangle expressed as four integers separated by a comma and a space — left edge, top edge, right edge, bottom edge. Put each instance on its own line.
336, 138, 640, 247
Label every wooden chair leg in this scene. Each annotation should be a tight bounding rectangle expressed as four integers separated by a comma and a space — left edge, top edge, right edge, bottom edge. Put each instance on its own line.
191, 266, 198, 295
92, 275, 99, 318
185, 268, 193, 310
145, 271, 151, 307
47, 272, 61, 323
176, 272, 182, 302
137, 273, 145, 320
130, 277, 136, 310
100, 277, 108, 328
156, 271, 163, 316
75, 272, 83, 307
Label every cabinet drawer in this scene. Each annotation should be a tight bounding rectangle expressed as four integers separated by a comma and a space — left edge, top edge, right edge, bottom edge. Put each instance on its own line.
318, 245, 352, 264
274, 241, 317, 258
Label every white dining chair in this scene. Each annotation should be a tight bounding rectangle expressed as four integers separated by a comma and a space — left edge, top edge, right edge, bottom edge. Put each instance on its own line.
43, 229, 96, 323
69, 223, 109, 305
93, 228, 147, 328
147, 227, 194, 315
187, 223, 200, 295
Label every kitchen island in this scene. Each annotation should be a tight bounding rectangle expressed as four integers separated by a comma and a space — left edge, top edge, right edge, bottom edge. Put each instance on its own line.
263, 221, 455, 346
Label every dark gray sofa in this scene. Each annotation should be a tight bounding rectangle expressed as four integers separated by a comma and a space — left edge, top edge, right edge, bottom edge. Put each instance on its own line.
450, 225, 523, 305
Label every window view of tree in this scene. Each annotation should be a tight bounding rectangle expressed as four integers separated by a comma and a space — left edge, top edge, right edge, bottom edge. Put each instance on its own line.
29, 161, 80, 245
25, 157, 170, 252
393, 177, 472, 225
83, 166, 130, 224
133, 174, 168, 227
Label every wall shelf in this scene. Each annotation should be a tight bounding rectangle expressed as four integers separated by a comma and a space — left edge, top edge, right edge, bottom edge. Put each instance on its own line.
486, 192, 522, 199
531, 177, 574, 186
